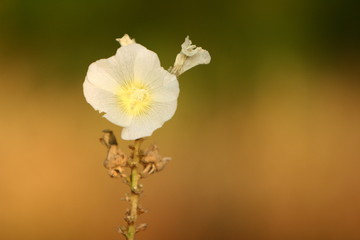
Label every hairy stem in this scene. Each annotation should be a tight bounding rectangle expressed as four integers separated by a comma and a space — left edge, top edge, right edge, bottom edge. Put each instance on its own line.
126, 138, 142, 240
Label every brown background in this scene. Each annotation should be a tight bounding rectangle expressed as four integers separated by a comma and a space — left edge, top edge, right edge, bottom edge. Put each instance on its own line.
1, 0, 360, 239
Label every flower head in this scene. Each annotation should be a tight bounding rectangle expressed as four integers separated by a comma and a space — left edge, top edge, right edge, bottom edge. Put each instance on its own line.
84, 35, 179, 140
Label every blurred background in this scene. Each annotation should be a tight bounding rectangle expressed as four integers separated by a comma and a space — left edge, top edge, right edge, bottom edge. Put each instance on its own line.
1, 0, 360, 239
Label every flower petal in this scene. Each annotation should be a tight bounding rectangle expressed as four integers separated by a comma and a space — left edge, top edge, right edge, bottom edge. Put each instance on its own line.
121, 100, 177, 140
114, 43, 151, 84
131, 45, 179, 102
86, 56, 125, 93
151, 71, 180, 102
83, 79, 133, 127
87, 43, 155, 94
151, 100, 178, 122
133, 46, 161, 85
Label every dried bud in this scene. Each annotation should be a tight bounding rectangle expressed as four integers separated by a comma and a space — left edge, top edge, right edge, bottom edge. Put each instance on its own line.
142, 145, 161, 163
155, 157, 171, 172
141, 145, 171, 176
100, 130, 128, 178
171, 36, 211, 76
120, 193, 131, 202
136, 223, 148, 233
118, 226, 127, 236
100, 129, 118, 148
124, 215, 135, 224
137, 206, 147, 215
116, 34, 136, 46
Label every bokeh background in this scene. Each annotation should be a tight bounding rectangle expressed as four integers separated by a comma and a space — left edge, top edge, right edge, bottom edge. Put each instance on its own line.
1, 0, 360, 239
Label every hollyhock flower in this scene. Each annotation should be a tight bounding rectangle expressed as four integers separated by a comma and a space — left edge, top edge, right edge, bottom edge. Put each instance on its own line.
83, 35, 179, 140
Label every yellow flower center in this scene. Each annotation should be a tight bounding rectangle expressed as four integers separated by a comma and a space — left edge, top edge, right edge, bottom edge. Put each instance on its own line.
117, 81, 152, 116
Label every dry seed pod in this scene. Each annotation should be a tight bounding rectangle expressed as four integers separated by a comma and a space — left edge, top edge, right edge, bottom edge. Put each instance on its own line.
141, 145, 171, 176
155, 157, 171, 172
100, 130, 128, 178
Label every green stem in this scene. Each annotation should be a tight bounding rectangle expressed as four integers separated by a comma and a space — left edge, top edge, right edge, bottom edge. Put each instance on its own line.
126, 138, 142, 240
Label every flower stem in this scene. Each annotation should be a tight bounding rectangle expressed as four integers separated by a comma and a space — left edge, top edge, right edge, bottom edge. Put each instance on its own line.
126, 138, 142, 240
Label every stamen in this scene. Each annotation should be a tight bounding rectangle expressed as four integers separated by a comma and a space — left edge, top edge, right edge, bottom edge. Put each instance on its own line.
117, 81, 152, 116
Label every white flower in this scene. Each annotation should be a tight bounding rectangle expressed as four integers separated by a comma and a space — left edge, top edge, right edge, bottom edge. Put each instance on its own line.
171, 36, 211, 76
83, 35, 180, 140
